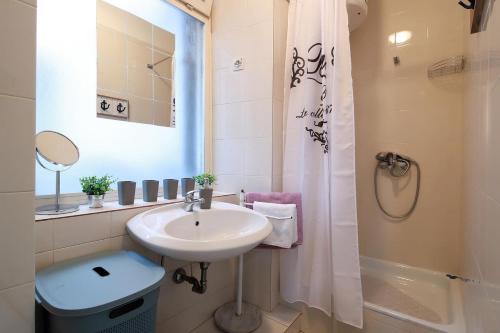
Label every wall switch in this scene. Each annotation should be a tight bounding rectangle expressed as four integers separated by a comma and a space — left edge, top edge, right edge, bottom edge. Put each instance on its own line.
232, 57, 245, 71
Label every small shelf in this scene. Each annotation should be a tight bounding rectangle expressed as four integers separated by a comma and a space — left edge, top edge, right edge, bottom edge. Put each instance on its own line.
35, 192, 236, 221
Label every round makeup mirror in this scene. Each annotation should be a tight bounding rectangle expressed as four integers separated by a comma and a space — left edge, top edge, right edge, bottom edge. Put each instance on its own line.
35, 131, 80, 215
36, 131, 80, 169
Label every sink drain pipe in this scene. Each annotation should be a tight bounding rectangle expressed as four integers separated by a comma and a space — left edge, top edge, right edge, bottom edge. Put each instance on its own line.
173, 262, 210, 294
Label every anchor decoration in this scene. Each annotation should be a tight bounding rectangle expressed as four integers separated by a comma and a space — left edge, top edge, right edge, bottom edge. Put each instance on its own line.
97, 95, 129, 119
100, 99, 110, 111
116, 103, 127, 113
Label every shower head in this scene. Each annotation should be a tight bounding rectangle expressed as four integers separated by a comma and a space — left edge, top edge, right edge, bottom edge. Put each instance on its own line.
146, 55, 172, 71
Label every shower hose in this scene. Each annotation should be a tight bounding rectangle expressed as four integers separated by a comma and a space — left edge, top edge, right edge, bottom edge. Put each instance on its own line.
374, 160, 421, 220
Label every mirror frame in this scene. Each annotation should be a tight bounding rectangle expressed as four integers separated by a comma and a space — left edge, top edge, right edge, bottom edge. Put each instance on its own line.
35, 130, 80, 169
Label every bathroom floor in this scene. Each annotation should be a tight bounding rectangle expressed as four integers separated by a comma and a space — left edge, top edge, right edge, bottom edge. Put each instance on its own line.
191, 304, 302, 333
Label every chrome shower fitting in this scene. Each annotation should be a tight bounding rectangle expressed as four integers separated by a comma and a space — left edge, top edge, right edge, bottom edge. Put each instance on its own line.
374, 152, 421, 220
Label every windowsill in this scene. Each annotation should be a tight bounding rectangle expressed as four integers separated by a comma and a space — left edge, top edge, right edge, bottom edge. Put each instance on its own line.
35, 192, 236, 222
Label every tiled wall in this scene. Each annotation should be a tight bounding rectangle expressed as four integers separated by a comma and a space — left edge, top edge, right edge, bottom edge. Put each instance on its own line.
97, 0, 175, 127
0, 0, 36, 332
462, 2, 500, 331
350, 0, 466, 273
211, 0, 288, 316
272, 0, 288, 193
212, 0, 286, 194
35, 195, 238, 333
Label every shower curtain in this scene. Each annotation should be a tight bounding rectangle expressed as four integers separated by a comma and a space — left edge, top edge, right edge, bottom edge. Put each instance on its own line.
280, 0, 363, 328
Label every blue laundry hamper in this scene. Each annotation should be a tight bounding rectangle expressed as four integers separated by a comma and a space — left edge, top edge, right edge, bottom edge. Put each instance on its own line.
35, 251, 165, 333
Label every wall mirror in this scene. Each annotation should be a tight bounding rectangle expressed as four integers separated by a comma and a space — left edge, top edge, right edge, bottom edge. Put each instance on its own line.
96, 0, 176, 127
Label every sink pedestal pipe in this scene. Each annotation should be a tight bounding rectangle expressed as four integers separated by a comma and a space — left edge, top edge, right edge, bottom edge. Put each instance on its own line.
214, 254, 262, 333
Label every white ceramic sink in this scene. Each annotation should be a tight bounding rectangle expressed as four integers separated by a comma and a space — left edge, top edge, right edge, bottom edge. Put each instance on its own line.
126, 201, 272, 262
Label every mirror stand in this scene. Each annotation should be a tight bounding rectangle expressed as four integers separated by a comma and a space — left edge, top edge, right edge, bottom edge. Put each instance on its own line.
36, 170, 80, 215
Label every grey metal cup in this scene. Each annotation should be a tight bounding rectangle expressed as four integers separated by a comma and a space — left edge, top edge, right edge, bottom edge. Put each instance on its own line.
117, 181, 136, 205
142, 180, 159, 202
181, 178, 195, 197
163, 179, 178, 200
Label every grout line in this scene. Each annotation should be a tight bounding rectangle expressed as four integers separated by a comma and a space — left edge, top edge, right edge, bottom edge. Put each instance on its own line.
52, 238, 109, 253
0, 92, 35, 102
214, 98, 274, 107
190, 317, 219, 333
0, 190, 34, 195
262, 310, 299, 328
284, 315, 302, 333
0, 280, 34, 294
263, 313, 290, 326
13, 0, 36, 9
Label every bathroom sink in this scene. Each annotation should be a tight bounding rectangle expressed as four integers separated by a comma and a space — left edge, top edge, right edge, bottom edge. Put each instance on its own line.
126, 202, 272, 262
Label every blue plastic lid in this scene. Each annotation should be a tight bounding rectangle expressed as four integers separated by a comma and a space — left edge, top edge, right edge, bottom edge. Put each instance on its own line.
35, 251, 165, 316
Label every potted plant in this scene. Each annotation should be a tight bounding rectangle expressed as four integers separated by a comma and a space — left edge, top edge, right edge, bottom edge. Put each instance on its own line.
194, 173, 216, 209
80, 175, 116, 208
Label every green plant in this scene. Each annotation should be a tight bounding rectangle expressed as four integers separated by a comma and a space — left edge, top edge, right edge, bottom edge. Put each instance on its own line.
194, 173, 216, 187
80, 175, 117, 196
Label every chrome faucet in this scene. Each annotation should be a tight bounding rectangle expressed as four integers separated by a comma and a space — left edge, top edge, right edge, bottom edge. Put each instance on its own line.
183, 190, 205, 212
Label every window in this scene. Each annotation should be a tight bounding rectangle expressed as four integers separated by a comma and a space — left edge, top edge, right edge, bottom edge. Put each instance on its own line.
36, 0, 205, 195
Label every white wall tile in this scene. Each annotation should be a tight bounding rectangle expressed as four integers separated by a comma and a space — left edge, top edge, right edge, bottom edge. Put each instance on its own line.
243, 248, 272, 311
156, 274, 203, 325
0, 192, 34, 290
211, 0, 246, 33
212, 0, 277, 196
245, 0, 274, 26
124, 10, 152, 45
244, 138, 272, 176
35, 251, 53, 272
157, 260, 234, 324
53, 212, 111, 248
214, 103, 244, 139
214, 174, 245, 193
97, 0, 126, 33
0, 0, 36, 99
213, 195, 239, 205
0, 1, 36, 331
158, 285, 234, 333
53, 239, 111, 263
214, 139, 244, 175
0, 282, 34, 333
244, 176, 272, 193
110, 207, 150, 237
191, 259, 235, 292
109, 235, 160, 263
242, 99, 273, 139
0, 95, 35, 193
35, 220, 53, 253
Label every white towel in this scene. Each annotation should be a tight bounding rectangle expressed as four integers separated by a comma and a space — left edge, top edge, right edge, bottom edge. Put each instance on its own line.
253, 201, 298, 248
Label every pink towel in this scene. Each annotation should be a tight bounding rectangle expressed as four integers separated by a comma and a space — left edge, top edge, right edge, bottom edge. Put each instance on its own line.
245, 192, 303, 246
